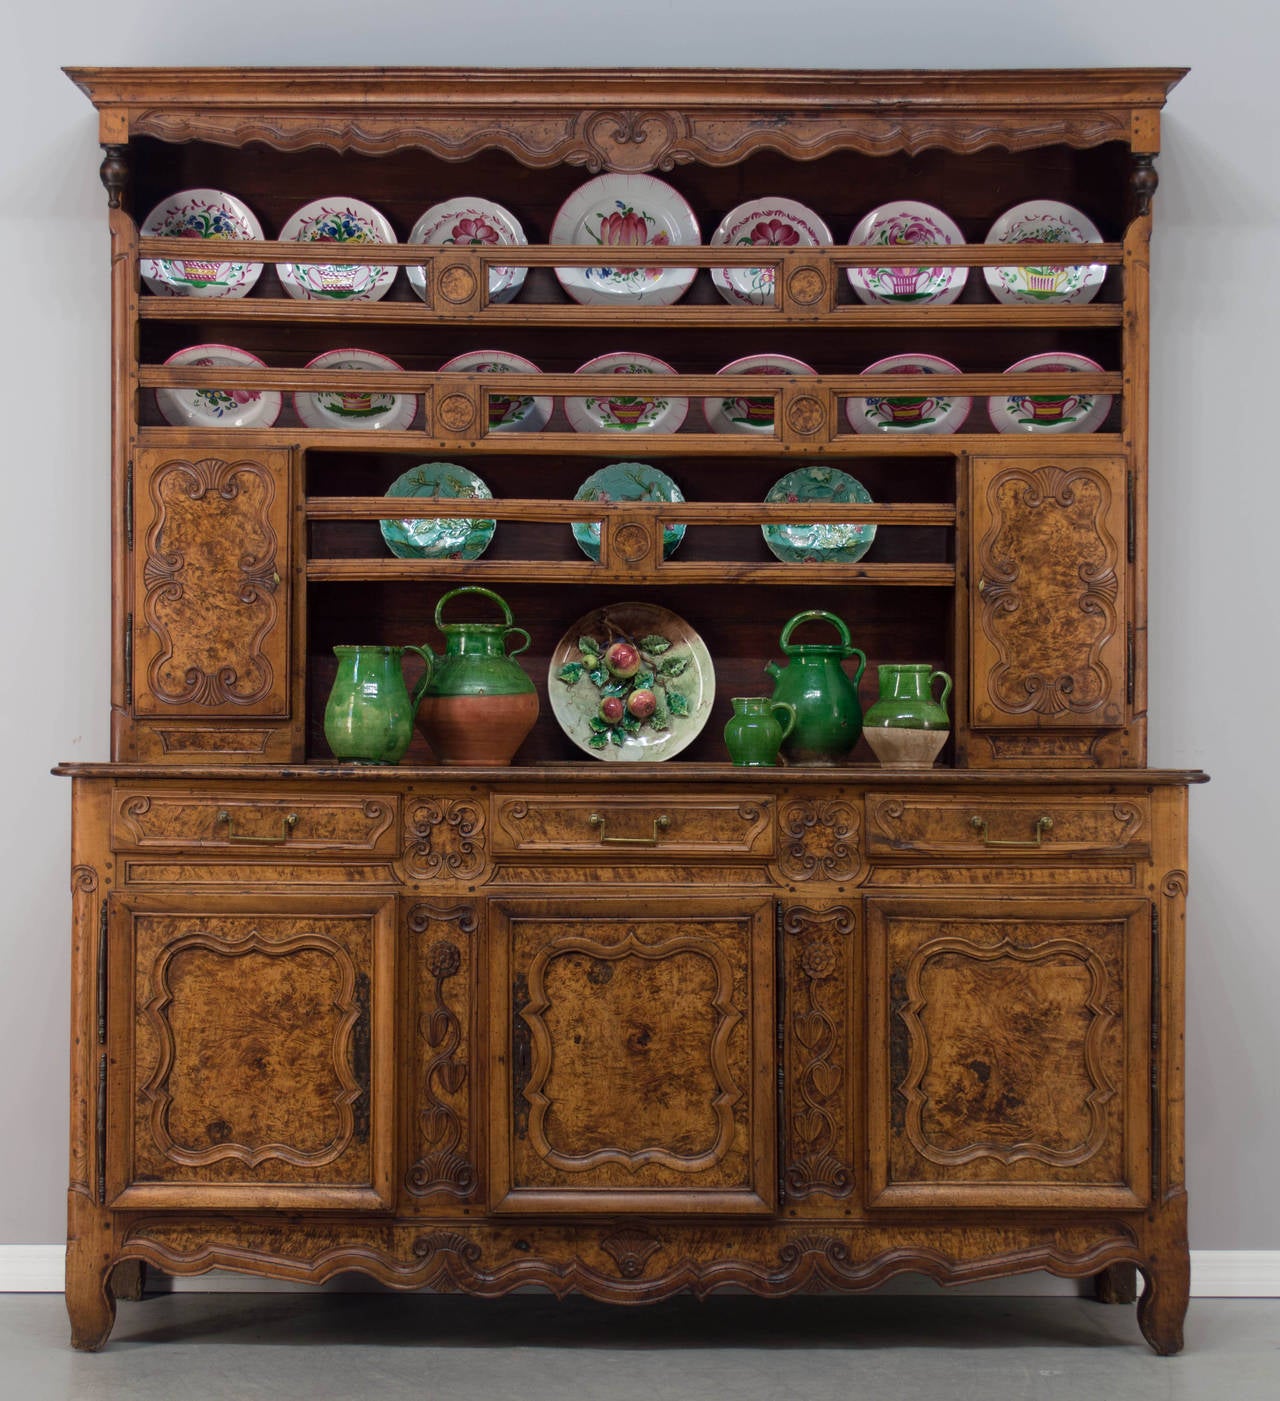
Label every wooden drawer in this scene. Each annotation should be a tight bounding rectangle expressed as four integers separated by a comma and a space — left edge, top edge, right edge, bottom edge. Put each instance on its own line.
492, 793, 775, 859
865, 793, 1150, 859
111, 789, 399, 854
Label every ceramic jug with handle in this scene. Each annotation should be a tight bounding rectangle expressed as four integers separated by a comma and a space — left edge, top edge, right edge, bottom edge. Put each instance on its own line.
764, 610, 867, 764
723, 696, 796, 767
323, 644, 433, 765
415, 586, 540, 766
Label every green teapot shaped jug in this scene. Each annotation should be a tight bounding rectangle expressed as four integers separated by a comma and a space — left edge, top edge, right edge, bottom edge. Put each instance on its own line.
764, 609, 867, 765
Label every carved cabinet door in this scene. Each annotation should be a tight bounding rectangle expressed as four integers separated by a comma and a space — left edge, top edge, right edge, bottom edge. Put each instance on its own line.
106, 893, 395, 1210
866, 897, 1150, 1209
970, 456, 1128, 730
488, 897, 775, 1214
131, 446, 292, 720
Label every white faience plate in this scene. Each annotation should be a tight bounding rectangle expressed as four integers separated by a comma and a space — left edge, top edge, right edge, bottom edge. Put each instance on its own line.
551, 174, 699, 307
709, 198, 832, 307
278, 197, 397, 302
437, 350, 551, 434
702, 354, 817, 435
140, 189, 264, 299
294, 349, 415, 431
848, 353, 971, 435
984, 200, 1106, 305
566, 352, 688, 434
155, 344, 281, 429
846, 200, 967, 306
988, 352, 1113, 434
407, 198, 528, 305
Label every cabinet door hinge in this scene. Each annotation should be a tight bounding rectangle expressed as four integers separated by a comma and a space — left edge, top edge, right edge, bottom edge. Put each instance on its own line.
123, 613, 133, 706
1150, 902, 1161, 1198
97, 900, 108, 1045
1126, 624, 1135, 707
96, 1053, 107, 1206
125, 459, 134, 552
775, 899, 787, 1209
1126, 470, 1136, 564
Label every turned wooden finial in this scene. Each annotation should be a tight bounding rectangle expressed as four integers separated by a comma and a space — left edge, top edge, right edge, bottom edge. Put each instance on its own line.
99, 144, 128, 209
1131, 153, 1158, 219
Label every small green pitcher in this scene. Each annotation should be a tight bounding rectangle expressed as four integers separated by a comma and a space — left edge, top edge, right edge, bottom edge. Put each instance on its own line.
863, 663, 952, 730
723, 696, 796, 767
324, 644, 433, 765
764, 610, 867, 765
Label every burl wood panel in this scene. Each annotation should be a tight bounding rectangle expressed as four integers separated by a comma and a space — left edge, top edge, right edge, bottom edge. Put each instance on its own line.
109, 896, 395, 1208
866, 897, 1149, 1208
489, 898, 774, 1213
971, 457, 1127, 731
132, 448, 291, 718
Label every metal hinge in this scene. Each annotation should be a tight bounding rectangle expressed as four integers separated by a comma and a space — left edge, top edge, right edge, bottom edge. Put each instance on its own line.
775, 900, 787, 1208
1127, 624, 1135, 707
123, 614, 133, 706
1127, 470, 1136, 564
97, 901, 108, 1045
125, 459, 134, 551
96, 1054, 107, 1206
1150, 903, 1161, 1199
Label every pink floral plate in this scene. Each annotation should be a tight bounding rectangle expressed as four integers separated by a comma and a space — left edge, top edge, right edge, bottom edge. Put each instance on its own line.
140, 188, 264, 299
709, 198, 832, 307
848, 353, 971, 435
278, 197, 397, 303
984, 200, 1106, 305
846, 200, 967, 306
703, 354, 817, 435
566, 352, 688, 434
155, 344, 281, 429
988, 352, 1113, 434
407, 198, 528, 305
438, 350, 551, 434
294, 349, 415, 431
551, 174, 699, 307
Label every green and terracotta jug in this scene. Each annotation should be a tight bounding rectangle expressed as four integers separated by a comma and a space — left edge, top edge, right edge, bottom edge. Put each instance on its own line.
723, 696, 796, 767
862, 663, 952, 768
416, 586, 539, 766
323, 644, 433, 765
764, 610, 867, 765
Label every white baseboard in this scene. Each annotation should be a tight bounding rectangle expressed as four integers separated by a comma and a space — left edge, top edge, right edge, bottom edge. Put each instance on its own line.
5, 1246, 1279, 1297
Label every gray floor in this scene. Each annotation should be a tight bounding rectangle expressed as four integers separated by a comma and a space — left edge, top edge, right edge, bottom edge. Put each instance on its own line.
4, 1292, 1279, 1400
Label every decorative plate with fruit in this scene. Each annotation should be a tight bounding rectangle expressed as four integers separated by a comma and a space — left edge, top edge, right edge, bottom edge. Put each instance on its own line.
548, 602, 715, 761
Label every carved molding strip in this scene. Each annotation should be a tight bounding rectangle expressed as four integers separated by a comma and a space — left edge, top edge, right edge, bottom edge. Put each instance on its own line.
141, 929, 362, 1168
782, 906, 855, 1199
899, 935, 1116, 1168
524, 929, 742, 1173
776, 798, 863, 883
403, 798, 487, 881
405, 904, 477, 1198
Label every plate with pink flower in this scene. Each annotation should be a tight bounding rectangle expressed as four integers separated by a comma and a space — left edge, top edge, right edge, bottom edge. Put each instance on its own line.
140, 189, 264, 299
407, 199, 528, 305
848, 353, 971, 435
984, 201, 1106, 305
438, 350, 551, 434
294, 349, 416, 431
551, 174, 699, 306
155, 344, 281, 429
988, 352, 1113, 434
703, 354, 817, 435
709, 199, 832, 307
846, 201, 967, 306
278, 197, 397, 302
566, 352, 688, 434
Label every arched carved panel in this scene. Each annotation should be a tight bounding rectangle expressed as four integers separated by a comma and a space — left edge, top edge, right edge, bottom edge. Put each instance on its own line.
971, 458, 1127, 729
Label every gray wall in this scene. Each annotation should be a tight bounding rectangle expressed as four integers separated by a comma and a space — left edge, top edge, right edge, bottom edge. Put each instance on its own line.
2, 0, 1269, 1247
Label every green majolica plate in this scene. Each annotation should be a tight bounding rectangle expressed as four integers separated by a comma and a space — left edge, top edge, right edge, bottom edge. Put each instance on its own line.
571, 463, 686, 562
379, 463, 496, 560
762, 466, 876, 564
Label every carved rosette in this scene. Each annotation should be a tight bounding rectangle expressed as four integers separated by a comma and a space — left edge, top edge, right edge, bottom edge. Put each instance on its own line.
403, 798, 487, 881
782, 907, 855, 1199
406, 905, 477, 1199
775, 797, 863, 884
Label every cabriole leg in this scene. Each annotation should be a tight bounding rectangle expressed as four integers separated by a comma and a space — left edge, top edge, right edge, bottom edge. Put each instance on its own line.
1093, 1261, 1138, 1304
66, 1193, 116, 1351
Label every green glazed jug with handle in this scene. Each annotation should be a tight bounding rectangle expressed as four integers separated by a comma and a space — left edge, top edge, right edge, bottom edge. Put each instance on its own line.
863, 663, 952, 730
723, 696, 796, 767
324, 644, 433, 765
764, 609, 867, 765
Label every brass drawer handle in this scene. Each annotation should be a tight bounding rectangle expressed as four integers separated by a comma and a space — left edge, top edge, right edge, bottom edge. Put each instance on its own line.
970, 814, 1053, 848
215, 809, 300, 845
587, 812, 671, 846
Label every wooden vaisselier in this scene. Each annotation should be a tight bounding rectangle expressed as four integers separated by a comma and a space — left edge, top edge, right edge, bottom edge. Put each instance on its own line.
60, 67, 1201, 1353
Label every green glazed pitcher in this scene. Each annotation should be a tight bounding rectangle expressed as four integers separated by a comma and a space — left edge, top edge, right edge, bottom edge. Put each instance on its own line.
324, 644, 433, 765
723, 696, 796, 767
764, 610, 867, 765
863, 663, 952, 730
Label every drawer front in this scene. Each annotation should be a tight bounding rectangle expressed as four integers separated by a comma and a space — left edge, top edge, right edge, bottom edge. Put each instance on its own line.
112, 790, 399, 854
492, 793, 775, 859
866, 793, 1150, 859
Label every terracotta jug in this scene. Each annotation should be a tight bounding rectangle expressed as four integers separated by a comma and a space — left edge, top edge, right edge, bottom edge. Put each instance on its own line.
415, 586, 539, 766
764, 610, 867, 765
323, 645, 433, 765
